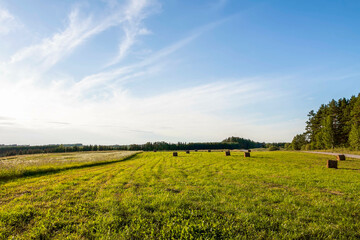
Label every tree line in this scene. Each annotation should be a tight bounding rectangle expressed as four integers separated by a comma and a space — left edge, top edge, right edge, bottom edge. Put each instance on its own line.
0, 137, 266, 157
290, 93, 360, 150
0, 144, 128, 157
128, 137, 265, 151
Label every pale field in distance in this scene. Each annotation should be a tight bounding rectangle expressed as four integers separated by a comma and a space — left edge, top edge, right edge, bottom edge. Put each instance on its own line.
0, 151, 139, 181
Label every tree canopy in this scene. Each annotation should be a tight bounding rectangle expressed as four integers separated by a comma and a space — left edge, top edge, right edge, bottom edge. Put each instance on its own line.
290, 93, 360, 150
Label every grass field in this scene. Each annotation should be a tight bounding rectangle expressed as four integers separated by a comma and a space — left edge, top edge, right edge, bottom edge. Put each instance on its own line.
314, 148, 360, 156
0, 151, 138, 181
1, 151, 360, 239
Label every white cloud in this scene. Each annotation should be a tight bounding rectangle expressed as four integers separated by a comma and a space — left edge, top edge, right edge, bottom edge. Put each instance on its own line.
0, 7, 19, 35
10, 8, 93, 74
0, 1, 301, 145
0, 73, 292, 145
72, 33, 198, 97
73, 18, 225, 97
105, 0, 158, 67
8, 0, 159, 79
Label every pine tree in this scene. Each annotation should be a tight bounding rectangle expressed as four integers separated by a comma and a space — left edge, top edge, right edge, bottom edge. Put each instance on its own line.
294, 93, 360, 150
350, 94, 360, 124
322, 115, 335, 149
337, 98, 350, 146
349, 122, 360, 150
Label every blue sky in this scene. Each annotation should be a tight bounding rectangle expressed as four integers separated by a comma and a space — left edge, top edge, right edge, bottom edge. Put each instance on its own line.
0, 0, 359, 145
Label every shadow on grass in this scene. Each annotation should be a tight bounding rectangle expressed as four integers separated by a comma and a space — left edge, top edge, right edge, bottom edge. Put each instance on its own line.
0, 153, 141, 183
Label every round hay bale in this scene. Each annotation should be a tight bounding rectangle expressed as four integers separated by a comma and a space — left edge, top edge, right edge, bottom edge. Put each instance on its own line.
327, 160, 338, 169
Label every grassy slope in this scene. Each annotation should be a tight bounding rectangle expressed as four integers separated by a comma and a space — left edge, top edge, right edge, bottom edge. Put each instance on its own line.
1, 151, 360, 239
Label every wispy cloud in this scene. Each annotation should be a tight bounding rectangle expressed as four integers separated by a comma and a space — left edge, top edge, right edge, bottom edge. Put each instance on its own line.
105, 0, 158, 67
0, 121, 15, 126
48, 121, 71, 125
0, 1, 301, 145
0, 68, 288, 144
73, 17, 228, 98
72, 34, 196, 96
9, 8, 94, 75
209, 0, 228, 11
0, 7, 19, 35
9, 0, 159, 77
0, 116, 14, 121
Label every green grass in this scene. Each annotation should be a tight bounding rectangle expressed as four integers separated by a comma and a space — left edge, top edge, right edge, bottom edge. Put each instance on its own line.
1, 151, 360, 239
313, 148, 360, 155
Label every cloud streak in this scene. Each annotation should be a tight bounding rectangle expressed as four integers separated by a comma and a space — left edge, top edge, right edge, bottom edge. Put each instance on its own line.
0, 1, 301, 145
72, 33, 196, 97
0, 68, 289, 145
0, 7, 19, 35
210, 0, 228, 11
105, 0, 158, 67
8, 0, 159, 78
10, 8, 93, 69
73, 17, 228, 98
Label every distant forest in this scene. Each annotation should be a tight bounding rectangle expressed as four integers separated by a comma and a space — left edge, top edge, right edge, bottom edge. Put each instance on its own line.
291, 93, 360, 150
0, 137, 266, 157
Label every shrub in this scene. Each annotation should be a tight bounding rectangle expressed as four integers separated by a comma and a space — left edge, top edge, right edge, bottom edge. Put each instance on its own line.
268, 146, 280, 151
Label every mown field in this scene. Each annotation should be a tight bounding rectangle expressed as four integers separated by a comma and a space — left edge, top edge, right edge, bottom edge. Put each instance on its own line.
1, 151, 360, 239
0, 151, 138, 181
314, 148, 360, 156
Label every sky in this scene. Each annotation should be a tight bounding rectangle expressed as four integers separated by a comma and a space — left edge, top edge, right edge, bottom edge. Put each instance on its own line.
0, 0, 359, 145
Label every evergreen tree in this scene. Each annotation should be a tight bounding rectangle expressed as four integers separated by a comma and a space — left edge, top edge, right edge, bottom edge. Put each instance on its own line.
349, 122, 360, 150
294, 93, 360, 150
291, 133, 307, 150
322, 115, 335, 149
338, 98, 351, 146
350, 94, 360, 124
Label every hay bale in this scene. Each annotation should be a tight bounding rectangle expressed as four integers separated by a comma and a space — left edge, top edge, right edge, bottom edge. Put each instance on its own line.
248, 149, 251, 152
186, 150, 190, 154
195, 149, 198, 152
337, 155, 346, 161
225, 151, 231, 156
327, 160, 338, 169
208, 150, 211, 152
173, 152, 178, 157
153, 150, 157, 152
244, 152, 250, 157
